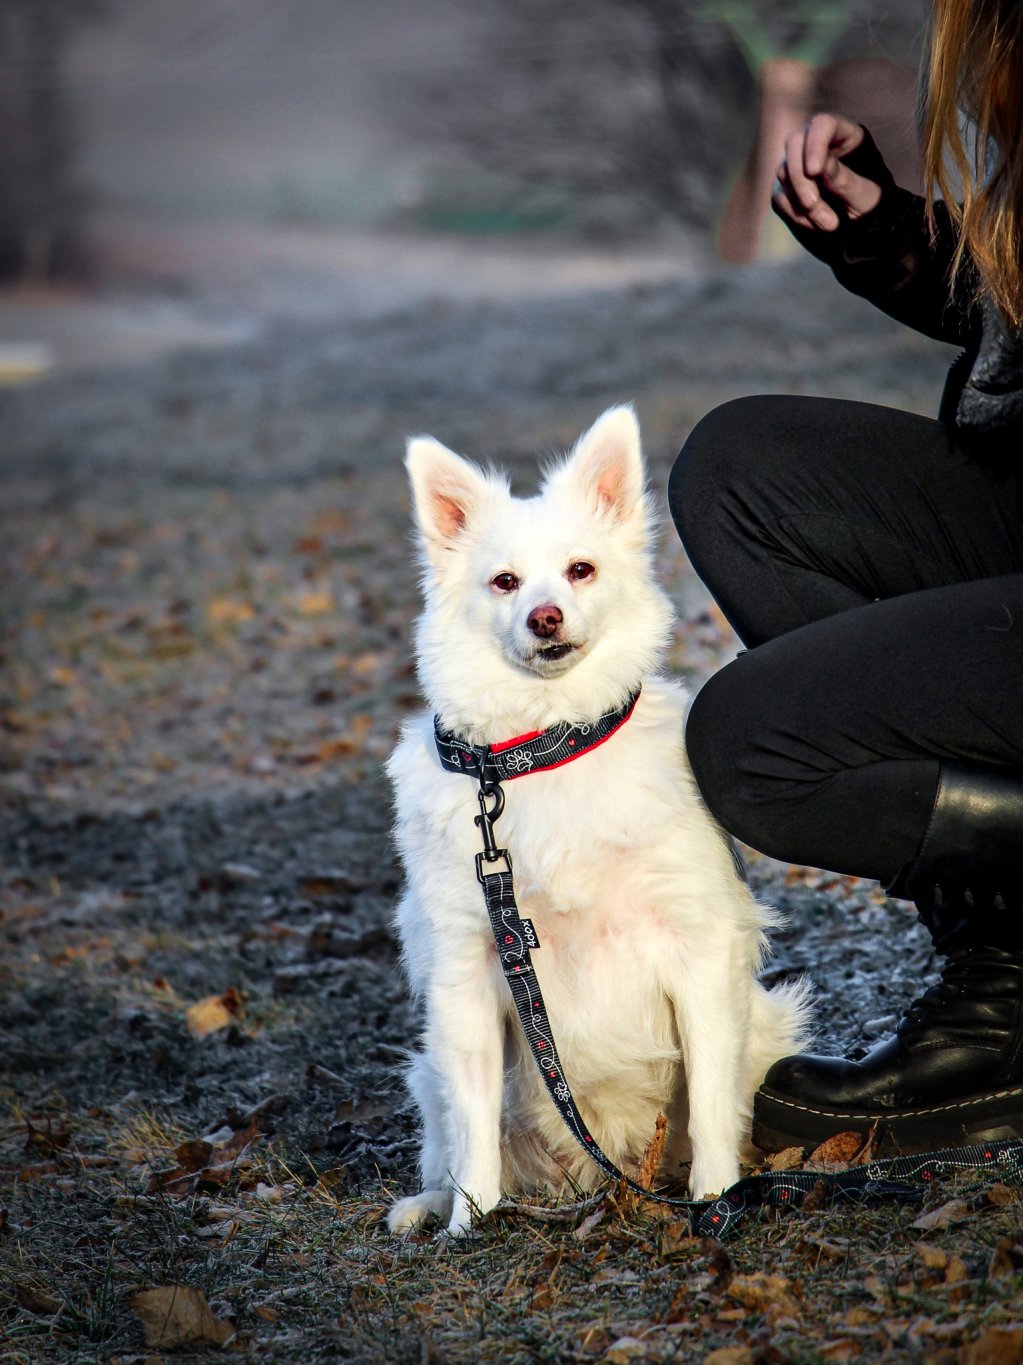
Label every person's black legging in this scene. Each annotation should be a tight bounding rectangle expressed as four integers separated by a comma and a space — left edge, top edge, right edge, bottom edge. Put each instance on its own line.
669, 394, 1023, 883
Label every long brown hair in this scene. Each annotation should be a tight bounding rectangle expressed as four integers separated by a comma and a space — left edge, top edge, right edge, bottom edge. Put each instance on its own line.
921, 0, 1022, 327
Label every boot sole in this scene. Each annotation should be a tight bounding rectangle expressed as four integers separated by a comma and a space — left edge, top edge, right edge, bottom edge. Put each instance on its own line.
752, 1084, 1023, 1156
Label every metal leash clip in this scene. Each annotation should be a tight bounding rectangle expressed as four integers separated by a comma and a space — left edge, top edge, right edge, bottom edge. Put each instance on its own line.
474, 781, 512, 882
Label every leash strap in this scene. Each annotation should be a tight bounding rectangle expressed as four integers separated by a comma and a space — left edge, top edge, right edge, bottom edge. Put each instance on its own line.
479, 862, 651, 1189
693, 1140, 1022, 1237
436, 702, 1024, 1237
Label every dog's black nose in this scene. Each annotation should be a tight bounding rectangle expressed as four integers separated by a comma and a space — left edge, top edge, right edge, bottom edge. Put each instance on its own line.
527, 604, 563, 639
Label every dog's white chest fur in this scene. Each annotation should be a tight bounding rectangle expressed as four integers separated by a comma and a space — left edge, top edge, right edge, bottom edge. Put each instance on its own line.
386, 407, 809, 1237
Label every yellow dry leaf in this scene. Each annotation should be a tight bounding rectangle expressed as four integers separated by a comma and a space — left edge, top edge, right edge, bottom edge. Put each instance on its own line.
961, 1326, 1023, 1365
48, 667, 76, 687
207, 598, 255, 624
351, 650, 384, 676
844, 1307, 880, 1327
766, 1145, 805, 1171
818, 1341, 861, 1361
130, 1285, 233, 1349
989, 1234, 1021, 1278
943, 1255, 968, 1284
915, 1242, 949, 1271
296, 591, 333, 616
727, 1272, 802, 1322
182, 999, 236, 1037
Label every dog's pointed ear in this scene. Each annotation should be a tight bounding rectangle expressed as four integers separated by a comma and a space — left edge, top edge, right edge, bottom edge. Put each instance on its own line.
563, 405, 645, 525
406, 436, 490, 554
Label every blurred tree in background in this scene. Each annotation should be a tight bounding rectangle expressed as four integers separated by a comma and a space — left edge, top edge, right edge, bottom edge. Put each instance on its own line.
402, 0, 925, 239
0, 0, 104, 282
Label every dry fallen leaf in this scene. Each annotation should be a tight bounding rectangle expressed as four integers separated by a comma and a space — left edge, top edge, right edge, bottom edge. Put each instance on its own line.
529, 1282, 554, 1312
807, 1131, 866, 1167
704, 1348, 755, 1365
988, 1235, 1022, 1278
636, 1113, 667, 1191
985, 1182, 1017, 1206
206, 598, 254, 624
173, 1139, 214, 1173
844, 1306, 881, 1327
727, 1271, 802, 1322
295, 590, 333, 616
130, 1285, 233, 1349
147, 1120, 261, 1198
817, 1341, 861, 1361
351, 650, 385, 676
184, 988, 241, 1039
602, 1335, 674, 1363
911, 1198, 970, 1231
572, 1201, 609, 1242
15, 1281, 63, 1315
915, 1242, 949, 1271
24, 1118, 71, 1156
798, 1235, 848, 1267
943, 1254, 968, 1285
766, 1145, 805, 1171
960, 1325, 1023, 1365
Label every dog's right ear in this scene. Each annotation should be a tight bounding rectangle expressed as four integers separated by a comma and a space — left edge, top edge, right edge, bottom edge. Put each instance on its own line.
406, 437, 490, 557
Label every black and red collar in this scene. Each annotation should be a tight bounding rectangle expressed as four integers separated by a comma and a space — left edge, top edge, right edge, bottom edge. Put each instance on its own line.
434, 687, 641, 786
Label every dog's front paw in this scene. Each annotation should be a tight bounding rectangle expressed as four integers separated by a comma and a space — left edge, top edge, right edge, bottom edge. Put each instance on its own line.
387, 1189, 453, 1234
444, 1189, 483, 1238
688, 1156, 740, 1202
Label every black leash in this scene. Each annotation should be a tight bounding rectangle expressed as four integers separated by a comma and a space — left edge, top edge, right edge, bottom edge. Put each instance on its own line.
434, 696, 1023, 1237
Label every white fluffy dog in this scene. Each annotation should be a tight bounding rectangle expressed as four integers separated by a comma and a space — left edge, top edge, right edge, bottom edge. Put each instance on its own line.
387, 406, 809, 1237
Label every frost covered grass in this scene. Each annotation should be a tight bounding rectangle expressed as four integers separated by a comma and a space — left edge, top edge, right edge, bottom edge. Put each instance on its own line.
2, 258, 1019, 1360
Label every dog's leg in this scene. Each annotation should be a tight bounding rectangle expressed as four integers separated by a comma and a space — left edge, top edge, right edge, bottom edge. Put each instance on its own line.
387, 1052, 454, 1234
408, 1050, 449, 1188
425, 944, 507, 1236
670, 939, 749, 1198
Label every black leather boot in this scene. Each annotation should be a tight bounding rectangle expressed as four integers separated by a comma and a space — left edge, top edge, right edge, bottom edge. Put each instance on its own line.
752, 763, 1022, 1154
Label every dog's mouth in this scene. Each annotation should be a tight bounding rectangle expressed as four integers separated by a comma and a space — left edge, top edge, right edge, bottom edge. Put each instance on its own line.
536, 643, 575, 662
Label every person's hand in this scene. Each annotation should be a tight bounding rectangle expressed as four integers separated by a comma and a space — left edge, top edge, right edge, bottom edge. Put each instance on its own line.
773, 113, 882, 232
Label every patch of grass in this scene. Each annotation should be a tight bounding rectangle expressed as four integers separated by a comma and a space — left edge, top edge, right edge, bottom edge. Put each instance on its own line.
2, 1103, 1020, 1363
1, 272, 1019, 1361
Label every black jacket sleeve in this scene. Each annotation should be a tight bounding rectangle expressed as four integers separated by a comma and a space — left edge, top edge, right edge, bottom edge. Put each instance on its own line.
775, 128, 980, 347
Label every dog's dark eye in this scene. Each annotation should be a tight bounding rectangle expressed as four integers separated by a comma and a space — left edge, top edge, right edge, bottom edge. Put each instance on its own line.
567, 561, 596, 582
491, 572, 520, 593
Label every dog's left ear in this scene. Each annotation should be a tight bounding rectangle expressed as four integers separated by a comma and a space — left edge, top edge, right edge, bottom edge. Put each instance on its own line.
560, 405, 646, 526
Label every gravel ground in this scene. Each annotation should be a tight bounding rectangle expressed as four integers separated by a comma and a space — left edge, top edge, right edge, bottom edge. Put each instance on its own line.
3, 248, 1015, 1362
1, 249, 956, 1172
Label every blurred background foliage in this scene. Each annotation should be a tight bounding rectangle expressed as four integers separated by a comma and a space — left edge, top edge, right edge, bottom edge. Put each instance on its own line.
0, 0, 927, 284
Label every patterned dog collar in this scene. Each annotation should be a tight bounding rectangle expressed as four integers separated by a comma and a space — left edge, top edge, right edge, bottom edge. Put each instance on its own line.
434, 687, 641, 785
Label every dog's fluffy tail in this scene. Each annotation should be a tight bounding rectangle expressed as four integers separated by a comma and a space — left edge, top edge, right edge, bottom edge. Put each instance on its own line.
744, 975, 815, 1103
